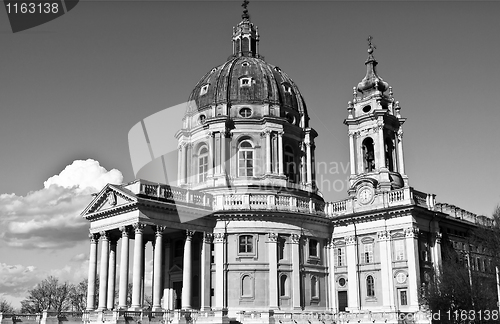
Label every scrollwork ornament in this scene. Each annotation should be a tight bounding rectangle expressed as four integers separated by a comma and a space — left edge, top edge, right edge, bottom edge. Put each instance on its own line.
290, 234, 301, 244
397, 129, 404, 141
203, 232, 213, 244
405, 226, 419, 238
377, 230, 390, 241
214, 232, 225, 243
155, 226, 166, 237
346, 235, 357, 245
99, 231, 109, 241
133, 223, 146, 234
119, 226, 130, 237
186, 230, 195, 240
268, 232, 278, 242
89, 233, 99, 243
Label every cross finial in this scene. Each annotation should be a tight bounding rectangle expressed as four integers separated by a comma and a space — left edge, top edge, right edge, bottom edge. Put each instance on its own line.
242, 0, 250, 19
367, 35, 376, 54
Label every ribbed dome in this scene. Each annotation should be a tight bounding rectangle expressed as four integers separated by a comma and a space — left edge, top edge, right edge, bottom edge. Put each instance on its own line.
186, 56, 307, 116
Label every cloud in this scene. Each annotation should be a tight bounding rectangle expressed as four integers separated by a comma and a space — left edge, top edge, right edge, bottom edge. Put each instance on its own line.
0, 159, 123, 249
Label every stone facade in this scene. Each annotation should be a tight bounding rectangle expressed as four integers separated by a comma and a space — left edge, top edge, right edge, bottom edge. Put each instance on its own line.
80, 6, 494, 324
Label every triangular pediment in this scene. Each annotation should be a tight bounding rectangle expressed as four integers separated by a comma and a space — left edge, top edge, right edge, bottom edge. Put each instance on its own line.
81, 184, 137, 218
169, 264, 182, 272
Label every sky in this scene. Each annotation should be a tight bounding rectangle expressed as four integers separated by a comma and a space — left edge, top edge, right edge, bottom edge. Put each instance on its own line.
1, 0, 500, 309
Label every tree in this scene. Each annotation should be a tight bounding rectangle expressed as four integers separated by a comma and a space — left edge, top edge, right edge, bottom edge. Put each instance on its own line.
0, 298, 15, 313
422, 205, 500, 323
68, 279, 88, 312
20, 276, 72, 313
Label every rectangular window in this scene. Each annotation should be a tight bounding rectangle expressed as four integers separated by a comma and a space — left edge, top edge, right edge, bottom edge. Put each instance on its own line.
335, 247, 345, 266
399, 290, 408, 306
364, 243, 373, 263
239, 235, 253, 253
278, 237, 286, 260
198, 155, 208, 182
238, 151, 253, 176
309, 239, 319, 257
394, 240, 405, 261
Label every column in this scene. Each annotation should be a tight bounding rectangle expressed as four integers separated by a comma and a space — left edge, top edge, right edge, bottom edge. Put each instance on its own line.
432, 232, 442, 275
397, 129, 405, 174
328, 239, 337, 312
265, 131, 271, 174
348, 133, 356, 175
306, 143, 312, 184
208, 132, 215, 178
221, 132, 227, 176
201, 233, 213, 310
214, 233, 225, 309
268, 233, 279, 309
177, 145, 183, 185
377, 124, 386, 169
152, 226, 165, 311
86, 233, 99, 310
182, 230, 194, 309
118, 227, 130, 309
378, 231, 394, 310
163, 240, 172, 310
131, 223, 145, 310
300, 143, 306, 184
346, 235, 359, 311
278, 131, 284, 175
98, 232, 110, 310
405, 226, 420, 312
107, 238, 117, 310
181, 144, 187, 184
290, 234, 301, 310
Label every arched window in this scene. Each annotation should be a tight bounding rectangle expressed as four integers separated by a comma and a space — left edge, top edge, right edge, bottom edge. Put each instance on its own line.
238, 140, 254, 177
241, 275, 252, 297
362, 138, 375, 172
366, 275, 375, 297
280, 275, 288, 297
311, 276, 319, 298
198, 147, 208, 183
284, 146, 296, 182
385, 137, 395, 171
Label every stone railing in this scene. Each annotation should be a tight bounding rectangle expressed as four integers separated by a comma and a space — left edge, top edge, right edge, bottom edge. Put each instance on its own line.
137, 182, 213, 209
435, 202, 493, 226
325, 187, 437, 218
213, 193, 326, 216
0, 311, 83, 324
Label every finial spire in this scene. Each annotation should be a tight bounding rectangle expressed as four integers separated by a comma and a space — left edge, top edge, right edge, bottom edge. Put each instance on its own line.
242, 0, 250, 19
367, 35, 376, 61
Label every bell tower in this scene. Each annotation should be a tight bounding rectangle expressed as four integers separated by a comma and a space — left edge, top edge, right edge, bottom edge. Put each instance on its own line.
344, 36, 408, 198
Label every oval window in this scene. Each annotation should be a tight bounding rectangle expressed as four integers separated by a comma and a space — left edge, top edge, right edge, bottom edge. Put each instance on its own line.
363, 105, 371, 113
198, 115, 206, 124
339, 278, 346, 287
286, 113, 295, 124
239, 108, 252, 118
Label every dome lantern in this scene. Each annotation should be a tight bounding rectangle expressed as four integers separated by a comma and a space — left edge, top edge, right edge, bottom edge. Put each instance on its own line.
232, 0, 260, 58
356, 36, 389, 97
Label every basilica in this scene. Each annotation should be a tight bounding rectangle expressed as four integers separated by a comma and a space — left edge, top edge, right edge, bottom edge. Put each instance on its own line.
81, 3, 494, 324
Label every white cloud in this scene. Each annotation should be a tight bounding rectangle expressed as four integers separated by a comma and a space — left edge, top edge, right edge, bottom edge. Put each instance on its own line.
0, 159, 123, 249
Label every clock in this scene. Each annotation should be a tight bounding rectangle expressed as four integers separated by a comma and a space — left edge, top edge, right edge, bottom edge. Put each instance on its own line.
358, 187, 374, 205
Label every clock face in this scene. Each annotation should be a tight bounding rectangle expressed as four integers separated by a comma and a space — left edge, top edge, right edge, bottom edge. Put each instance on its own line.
358, 187, 374, 204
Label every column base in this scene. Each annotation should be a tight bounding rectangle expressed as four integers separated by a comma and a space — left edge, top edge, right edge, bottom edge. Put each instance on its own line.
128, 306, 143, 311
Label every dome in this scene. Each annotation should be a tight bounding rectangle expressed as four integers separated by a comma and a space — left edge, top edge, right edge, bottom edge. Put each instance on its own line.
187, 56, 307, 116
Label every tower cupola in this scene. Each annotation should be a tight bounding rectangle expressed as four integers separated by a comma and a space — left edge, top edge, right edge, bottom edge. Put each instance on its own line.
356, 36, 389, 96
344, 37, 408, 199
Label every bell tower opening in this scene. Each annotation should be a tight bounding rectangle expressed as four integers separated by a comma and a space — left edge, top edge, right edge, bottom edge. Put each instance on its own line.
362, 138, 375, 173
